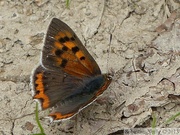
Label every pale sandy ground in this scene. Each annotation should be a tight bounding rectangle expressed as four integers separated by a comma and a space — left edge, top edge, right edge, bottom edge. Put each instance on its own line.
0, 0, 180, 135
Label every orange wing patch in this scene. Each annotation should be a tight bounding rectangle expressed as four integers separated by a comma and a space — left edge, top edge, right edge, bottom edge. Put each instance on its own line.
49, 31, 96, 77
49, 112, 75, 120
33, 73, 50, 109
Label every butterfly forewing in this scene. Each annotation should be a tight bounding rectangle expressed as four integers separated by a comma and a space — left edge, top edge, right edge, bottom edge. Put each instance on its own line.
42, 18, 101, 78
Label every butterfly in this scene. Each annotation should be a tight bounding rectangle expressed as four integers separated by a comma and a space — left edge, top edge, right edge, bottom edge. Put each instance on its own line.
31, 18, 112, 121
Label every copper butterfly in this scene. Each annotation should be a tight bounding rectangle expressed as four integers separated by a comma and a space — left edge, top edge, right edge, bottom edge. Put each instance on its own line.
31, 18, 112, 121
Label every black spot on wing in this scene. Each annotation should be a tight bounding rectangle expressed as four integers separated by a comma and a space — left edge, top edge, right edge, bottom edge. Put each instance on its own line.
80, 56, 85, 60
55, 49, 63, 56
62, 46, 68, 51
72, 46, 79, 54
35, 83, 38, 88
60, 59, 68, 68
59, 38, 66, 43
70, 37, 75, 41
64, 36, 70, 41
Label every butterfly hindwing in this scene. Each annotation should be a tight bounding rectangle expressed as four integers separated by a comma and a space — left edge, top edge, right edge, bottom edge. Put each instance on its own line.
42, 18, 101, 77
32, 65, 111, 121
32, 65, 83, 109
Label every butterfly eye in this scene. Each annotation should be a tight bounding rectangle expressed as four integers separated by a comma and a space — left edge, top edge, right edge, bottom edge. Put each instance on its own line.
107, 76, 112, 80
107, 73, 113, 80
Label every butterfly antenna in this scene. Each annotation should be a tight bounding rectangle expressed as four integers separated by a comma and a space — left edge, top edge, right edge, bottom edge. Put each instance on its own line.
107, 33, 112, 74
